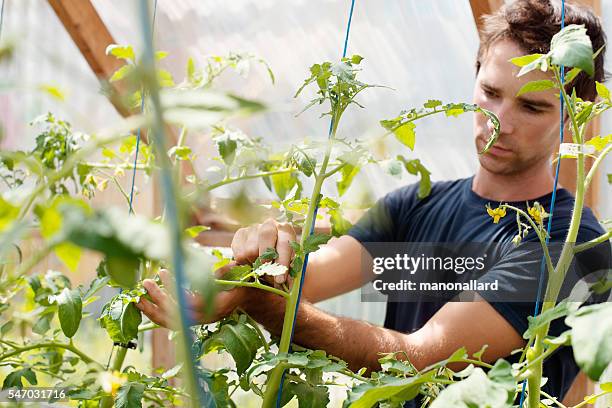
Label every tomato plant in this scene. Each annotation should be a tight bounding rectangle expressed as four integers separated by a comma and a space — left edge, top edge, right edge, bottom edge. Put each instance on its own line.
0, 14, 610, 408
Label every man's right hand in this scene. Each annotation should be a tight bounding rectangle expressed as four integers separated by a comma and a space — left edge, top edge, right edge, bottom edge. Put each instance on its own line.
231, 218, 297, 286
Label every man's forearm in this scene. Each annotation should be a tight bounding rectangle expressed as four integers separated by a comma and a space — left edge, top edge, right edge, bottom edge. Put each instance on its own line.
242, 290, 419, 372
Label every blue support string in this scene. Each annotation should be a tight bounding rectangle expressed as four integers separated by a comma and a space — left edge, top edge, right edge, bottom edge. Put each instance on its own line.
128, 0, 159, 215
110, 0, 159, 370
275, 1, 357, 406
518, 1, 565, 406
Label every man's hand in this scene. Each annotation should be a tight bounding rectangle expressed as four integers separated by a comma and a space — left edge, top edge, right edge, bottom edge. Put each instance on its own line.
136, 269, 246, 329
231, 218, 297, 286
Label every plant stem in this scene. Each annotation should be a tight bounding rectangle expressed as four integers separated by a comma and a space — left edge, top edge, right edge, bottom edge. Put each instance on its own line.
262, 136, 334, 407
584, 143, 612, 192
215, 279, 289, 298
0, 341, 103, 369
238, 308, 270, 353
527, 72, 586, 407
138, 322, 160, 332
12, 241, 56, 279
570, 390, 611, 408
85, 162, 152, 171
206, 168, 296, 191
539, 390, 567, 408
573, 230, 611, 254
100, 346, 128, 408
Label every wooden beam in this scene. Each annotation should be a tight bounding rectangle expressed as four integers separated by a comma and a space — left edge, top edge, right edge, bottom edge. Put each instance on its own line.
47, 0, 131, 118
469, 0, 504, 33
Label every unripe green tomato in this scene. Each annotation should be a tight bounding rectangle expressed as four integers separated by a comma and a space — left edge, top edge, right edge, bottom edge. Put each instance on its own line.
526, 347, 537, 361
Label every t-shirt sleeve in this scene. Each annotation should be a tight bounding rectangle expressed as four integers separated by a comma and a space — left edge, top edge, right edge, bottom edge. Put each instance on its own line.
347, 182, 420, 243
476, 227, 612, 337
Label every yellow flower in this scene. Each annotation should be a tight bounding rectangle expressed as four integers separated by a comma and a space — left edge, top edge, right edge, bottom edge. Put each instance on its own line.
99, 370, 127, 397
486, 205, 507, 224
528, 203, 549, 225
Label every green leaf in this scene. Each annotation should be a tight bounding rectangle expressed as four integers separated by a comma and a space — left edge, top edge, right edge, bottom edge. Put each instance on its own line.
99, 294, 142, 344
297, 155, 317, 177
350, 55, 364, 64
0, 196, 19, 232
185, 225, 210, 238
253, 262, 287, 277
596, 81, 610, 101
336, 163, 359, 196
54, 242, 82, 272
253, 247, 279, 270
378, 353, 416, 376
565, 67, 582, 83
516, 80, 555, 96
349, 371, 436, 408
544, 330, 571, 346
39, 84, 66, 101
32, 312, 53, 335
168, 145, 192, 161
121, 302, 142, 342
114, 382, 144, 408
510, 54, 545, 68
196, 368, 233, 407
329, 208, 352, 237
2, 368, 38, 389
1, 321, 14, 336
155, 51, 168, 61
157, 69, 175, 87
303, 233, 331, 254
566, 303, 612, 380
397, 156, 431, 199
524, 300, 580, 339
430, 368, 512, 408
424, 99, 442, 109
487, 359, 515, 393
392, 122, 416, 150
222, 264, 252, 282
187, 57, 196, 82
516, 54, 549, 77
106, 45, 135, 63
109, 65, 133, 82
585, 134, 611, 152
271, 171, 298, 200
51, 287, 82, 338
549, 24, 594, 77
212, 248, 231, 271
204, 321, 261, 375
281, 382, 329, 408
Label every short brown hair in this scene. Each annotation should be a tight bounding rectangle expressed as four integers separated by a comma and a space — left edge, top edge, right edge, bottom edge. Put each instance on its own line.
476, 0, 606, 101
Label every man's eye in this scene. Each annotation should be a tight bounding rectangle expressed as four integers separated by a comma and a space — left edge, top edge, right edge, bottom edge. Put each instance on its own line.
522, 104, 542, 113
482, 88, 497, 98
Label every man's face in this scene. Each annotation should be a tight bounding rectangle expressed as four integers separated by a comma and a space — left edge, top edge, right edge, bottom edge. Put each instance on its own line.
473, 39, 561, 176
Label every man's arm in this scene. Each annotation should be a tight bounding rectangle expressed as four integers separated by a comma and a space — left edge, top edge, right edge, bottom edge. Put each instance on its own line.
243, 290, 526, 372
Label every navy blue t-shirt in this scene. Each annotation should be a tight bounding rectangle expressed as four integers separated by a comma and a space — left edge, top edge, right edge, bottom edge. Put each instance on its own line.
348, 176, 610, 405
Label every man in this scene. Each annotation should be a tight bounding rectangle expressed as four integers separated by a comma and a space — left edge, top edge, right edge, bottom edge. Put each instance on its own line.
137, 0, 609, 404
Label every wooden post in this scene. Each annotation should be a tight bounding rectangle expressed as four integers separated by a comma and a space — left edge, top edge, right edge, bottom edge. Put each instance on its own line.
47, 0, 131, 118
469, 0, 504, 32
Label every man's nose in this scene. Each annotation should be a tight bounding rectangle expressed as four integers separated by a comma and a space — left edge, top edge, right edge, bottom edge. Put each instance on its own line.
493, 102, 516, 135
